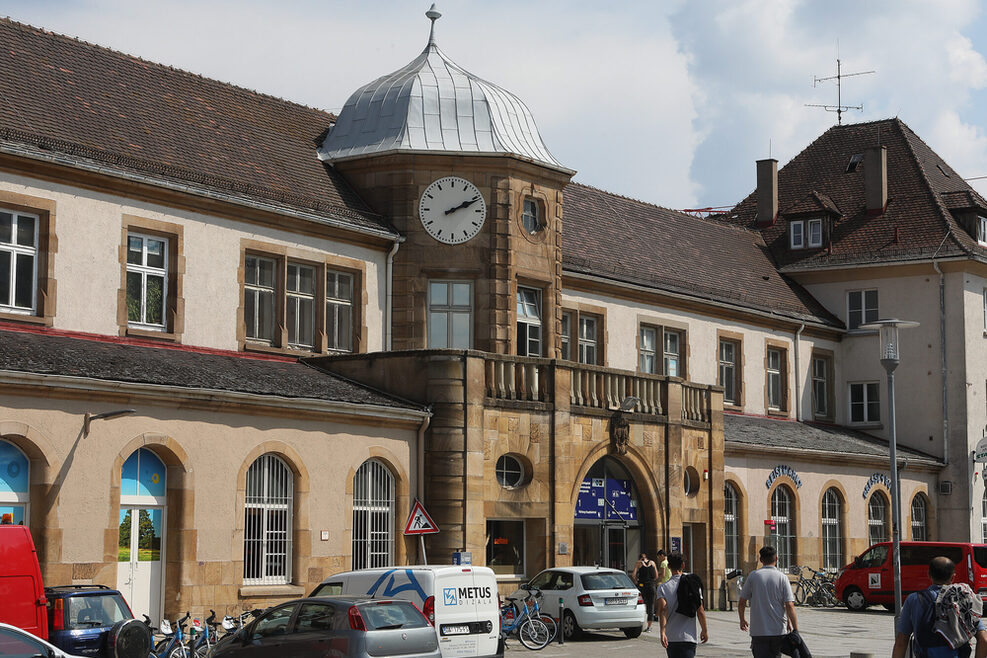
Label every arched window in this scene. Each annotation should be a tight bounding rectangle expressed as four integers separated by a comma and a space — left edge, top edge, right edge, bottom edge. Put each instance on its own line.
353, 459, 395, 570
868, 492, 889, 545
0, 440, 29, 525
821, 488, 843, 572
724, 483, 740, 572
769, 486, 795, 569
244, 454, 293, 585
911, 494, 928, 541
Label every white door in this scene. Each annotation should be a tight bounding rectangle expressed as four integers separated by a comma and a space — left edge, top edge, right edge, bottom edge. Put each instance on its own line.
117, 507, 164, 624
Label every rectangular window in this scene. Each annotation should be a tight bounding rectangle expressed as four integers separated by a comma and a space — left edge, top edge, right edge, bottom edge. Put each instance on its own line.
0, 209, 39, 314
979, 216, 987, 245
983, 289, 987, 330
808, 218, 823, 247
245, 255, 277, 343
790, 220, 805, 249
325, 270, 354, 352
812, 355, 831, 418
664, 330, 682, 377
766, 347, 786, 411
847, 289, 879, 330
849, 382, 880, 423
286, 262, 316, 349
125, 233, 168, 330
578, 316, 598, 365
516, 287, 542, 357
640, 326, 658, 374
429, 281, 472, 349
719, 339, 740, 405
560, 311, 572, 360
486, 519, 524, 576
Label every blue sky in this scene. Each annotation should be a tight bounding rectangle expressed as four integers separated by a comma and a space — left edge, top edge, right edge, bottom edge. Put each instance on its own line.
2, 0, 986, 209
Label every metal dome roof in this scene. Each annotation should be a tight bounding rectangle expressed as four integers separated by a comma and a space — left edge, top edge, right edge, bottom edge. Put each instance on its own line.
319, 6, 571, 173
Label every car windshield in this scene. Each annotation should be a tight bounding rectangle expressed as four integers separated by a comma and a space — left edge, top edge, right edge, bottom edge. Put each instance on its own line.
65, 594, 130, 629
360, 601, 429, 630
580, 572, 636, 591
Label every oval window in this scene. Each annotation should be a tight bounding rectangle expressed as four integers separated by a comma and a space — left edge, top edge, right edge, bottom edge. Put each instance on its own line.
496, 455, 525, 489
684, 466, 700, 497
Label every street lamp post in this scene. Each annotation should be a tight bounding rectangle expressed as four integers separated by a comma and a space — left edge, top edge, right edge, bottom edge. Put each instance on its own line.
860, 318, 918, 623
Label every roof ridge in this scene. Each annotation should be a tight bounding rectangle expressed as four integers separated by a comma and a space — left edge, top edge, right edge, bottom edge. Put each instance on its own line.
0, 16, 336, 118
892, 119, 970, 257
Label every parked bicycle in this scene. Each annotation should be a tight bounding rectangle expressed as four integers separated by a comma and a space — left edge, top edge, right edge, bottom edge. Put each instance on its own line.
518, 585, 558, 642
144, 611, 191, 658
500, 589, 551, 650
186, 610, 220, 658
791, 566, 838, 607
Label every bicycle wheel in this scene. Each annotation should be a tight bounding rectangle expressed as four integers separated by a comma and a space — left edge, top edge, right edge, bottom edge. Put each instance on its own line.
167, 643, 189, 658
536, 614, 557, 642
794, 582, 807, 606
518, 618, 550, 650
822, 582, 838, 608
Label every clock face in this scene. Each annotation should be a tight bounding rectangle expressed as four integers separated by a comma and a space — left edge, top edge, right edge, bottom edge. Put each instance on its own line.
418, 176, 487, 244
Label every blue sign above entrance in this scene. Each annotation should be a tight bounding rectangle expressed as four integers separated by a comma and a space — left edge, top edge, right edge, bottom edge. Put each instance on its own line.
575, 477, 638, 521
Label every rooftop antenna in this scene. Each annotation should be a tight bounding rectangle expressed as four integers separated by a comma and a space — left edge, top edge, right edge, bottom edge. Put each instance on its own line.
806, 45, 874, 125
426, 3, 441, 45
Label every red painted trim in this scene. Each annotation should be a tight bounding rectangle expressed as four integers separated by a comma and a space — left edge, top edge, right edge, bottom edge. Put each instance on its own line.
0, 321, 296, 363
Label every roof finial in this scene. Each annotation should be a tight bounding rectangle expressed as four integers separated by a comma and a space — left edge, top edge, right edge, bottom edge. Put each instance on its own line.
426, 4, 441, 45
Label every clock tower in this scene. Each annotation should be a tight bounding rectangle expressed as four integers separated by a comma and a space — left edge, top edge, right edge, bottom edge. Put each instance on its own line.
319, 5, 574, 356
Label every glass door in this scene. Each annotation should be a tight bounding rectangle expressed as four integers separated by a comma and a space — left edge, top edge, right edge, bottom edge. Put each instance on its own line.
117, 507, 163, 624
605, 525, 626, 571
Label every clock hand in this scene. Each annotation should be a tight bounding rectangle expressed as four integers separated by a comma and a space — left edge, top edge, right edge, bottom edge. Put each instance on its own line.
444, 197, 479, 215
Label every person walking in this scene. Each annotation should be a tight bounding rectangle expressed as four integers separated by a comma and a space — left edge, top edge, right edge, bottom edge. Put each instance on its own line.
656, 552, 708, 658
632, 552, 660, 632
658, 549, 672, 584
891, 556, 987, 658
738, 545, 798, 658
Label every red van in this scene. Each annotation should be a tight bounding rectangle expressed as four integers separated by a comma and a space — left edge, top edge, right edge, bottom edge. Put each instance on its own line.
835, 541, 987, 611
0, 525, 48, 638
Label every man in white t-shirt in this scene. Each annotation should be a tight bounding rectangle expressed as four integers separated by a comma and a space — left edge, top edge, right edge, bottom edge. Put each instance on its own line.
738, 545, 798, 658
656, 552, 708, 658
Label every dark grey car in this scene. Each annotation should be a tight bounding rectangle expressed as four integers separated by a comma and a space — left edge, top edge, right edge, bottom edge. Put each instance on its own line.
210, 595, 441, 658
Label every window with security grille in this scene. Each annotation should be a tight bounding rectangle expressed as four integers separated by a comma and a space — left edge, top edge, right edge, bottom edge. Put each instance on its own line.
516, 287, 542, 356
0, 208, 39, 315
911, 495, 928, 541
244, 454, 293, 584
724, 483, 739, 572
868, 492, 889, 544
326, 270, 354, 352
821, 488, 843, 572
352, 459, 395, 570
126, 233, 168, 329
769, 486, 795, 569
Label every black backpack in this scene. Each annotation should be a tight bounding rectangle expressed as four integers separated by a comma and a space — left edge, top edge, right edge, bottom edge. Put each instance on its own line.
675, 573, 703, 618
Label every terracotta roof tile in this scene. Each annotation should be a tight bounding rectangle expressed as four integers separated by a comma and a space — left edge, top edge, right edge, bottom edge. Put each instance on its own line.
0, 18, 394, 236
562, 183, 841, 327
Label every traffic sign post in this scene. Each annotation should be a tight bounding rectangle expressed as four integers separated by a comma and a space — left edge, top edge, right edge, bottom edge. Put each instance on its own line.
404, 499, 440, 565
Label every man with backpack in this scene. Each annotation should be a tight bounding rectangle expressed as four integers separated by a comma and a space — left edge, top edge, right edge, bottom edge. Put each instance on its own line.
656, 552, 708, 658
892, 556, 987, 658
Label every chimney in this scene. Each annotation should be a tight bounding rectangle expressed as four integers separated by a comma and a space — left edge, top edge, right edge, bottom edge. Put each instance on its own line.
756, 159, 778, 227
865, 145, 887, 215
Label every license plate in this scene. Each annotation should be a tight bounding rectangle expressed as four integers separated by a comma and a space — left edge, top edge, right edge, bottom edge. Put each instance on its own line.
604, 597, 627, 606
443, 624, 471, 635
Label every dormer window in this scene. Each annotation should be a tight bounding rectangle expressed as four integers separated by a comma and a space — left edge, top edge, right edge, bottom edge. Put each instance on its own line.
790, 218, 823, 249
978, 216, 987, 245
846, 153, 863, 173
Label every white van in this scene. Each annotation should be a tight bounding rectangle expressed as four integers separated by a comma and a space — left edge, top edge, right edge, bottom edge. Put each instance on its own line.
311, 565, 502, 658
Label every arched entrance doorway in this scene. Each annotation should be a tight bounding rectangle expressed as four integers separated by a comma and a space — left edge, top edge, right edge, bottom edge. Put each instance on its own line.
116, 448, 166, 624
572, 457, 645, 572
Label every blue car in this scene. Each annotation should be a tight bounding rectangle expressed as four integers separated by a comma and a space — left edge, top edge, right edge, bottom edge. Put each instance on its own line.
45, 585, 151, 658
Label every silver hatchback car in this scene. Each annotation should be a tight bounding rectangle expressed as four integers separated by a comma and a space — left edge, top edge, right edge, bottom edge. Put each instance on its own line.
210, 595, 441, 658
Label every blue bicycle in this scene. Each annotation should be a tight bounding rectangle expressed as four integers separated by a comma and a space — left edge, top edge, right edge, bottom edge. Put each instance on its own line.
144, 611, 191, 658
500, 589, 551, 650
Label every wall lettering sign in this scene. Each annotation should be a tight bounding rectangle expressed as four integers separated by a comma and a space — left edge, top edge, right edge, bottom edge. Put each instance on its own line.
862, 473, 892, 499
765, 464, 802, 490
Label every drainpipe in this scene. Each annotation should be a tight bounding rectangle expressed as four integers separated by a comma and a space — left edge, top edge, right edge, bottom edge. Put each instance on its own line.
793, 324, 805, 421
932, 252, 949, 467
385, 240, 401, 350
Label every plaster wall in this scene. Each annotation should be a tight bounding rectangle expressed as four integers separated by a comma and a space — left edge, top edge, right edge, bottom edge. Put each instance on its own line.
560, 289, 840, 421
0, 173, 387, 351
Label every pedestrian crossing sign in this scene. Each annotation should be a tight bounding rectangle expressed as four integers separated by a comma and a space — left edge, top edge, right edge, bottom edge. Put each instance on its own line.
403, 499, 440, 535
